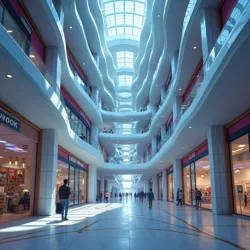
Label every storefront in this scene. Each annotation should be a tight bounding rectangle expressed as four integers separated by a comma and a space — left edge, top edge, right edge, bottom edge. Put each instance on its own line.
182, 143, 212, 209
158, 172, 163, 200
0, 105, 40, 220
228, 112, 250, 216
56, 147, 88, 206
167, 166, 174, 202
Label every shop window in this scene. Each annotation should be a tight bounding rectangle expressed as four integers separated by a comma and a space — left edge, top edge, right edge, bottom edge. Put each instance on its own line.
56, 160, 69, 202
183, 155, 212, 209
230, 134, 250, 216
79, 171, 87, 203
69, 166, 75, 205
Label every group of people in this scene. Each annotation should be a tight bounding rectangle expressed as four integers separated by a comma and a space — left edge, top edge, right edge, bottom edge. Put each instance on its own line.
176, 187, 202, 209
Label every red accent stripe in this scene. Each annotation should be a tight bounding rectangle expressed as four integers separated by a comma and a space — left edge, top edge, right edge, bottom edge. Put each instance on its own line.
228, 113, 250, 136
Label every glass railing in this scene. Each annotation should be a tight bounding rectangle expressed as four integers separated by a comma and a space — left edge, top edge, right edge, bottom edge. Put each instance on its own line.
0, 2, 58, 92
101, 105, 151, 112
68, 61, 92, 98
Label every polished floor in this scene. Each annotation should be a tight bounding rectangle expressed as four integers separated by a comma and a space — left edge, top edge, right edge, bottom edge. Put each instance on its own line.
0, 199, 250, 249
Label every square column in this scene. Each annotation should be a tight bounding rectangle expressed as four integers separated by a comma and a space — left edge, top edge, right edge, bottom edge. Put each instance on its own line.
173, 96, 182, 128
100, 175, 104, 196
173, 159, 182, 203
145, 181, 149, 193
91, 124, 99, 149
162, 170, 167, 201
151, 136, 157, 157
171, 51, 179, 78
38, 129, 58, 216
45, 47, 62, 96
200, 8, 220, 61
208, 126, 233, 215
88, 165, 97, 203
153, 175, 158, 200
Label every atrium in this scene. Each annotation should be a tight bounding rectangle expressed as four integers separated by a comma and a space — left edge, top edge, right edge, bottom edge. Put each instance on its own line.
1, 0, 250, 249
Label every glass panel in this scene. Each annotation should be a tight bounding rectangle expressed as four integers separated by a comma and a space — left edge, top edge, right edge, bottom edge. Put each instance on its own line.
183, 166, 191, 205
104, 2, 114, 15
69, 166, 75, 205
230, 134, 250, 216
190, 162, 196, 206
195, 155, 212, 209
74, 168, 79, 205
79, 171, 87, 203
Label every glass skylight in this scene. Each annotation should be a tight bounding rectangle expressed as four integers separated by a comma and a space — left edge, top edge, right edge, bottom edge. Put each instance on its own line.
116, 51, 134, 68
119, 101, 132, 105
103, 0, 146, 38
117, 92, 132, 98
118, 75, 133, 86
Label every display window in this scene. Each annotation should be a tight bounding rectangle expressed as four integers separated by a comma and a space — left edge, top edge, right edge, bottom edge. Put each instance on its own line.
230, 134, 250, 216
167, 167, 174, 202
0, 107, 39, 220
56, 147, 88, 207
182, 144, 212, 209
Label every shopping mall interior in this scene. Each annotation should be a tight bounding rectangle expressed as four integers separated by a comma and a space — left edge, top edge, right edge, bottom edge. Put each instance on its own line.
1, 0, 250, 249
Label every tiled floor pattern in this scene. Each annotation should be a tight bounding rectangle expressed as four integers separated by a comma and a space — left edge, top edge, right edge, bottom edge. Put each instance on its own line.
0, 199, 250, 249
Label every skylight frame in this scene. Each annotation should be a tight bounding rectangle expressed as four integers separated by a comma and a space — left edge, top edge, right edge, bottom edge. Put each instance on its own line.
103, 0, 146, 38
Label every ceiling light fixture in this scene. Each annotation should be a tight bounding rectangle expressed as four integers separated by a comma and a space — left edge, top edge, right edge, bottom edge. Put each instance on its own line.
235, 168, 240, 174
29, 55, 35, 58
238, 145, 246, 148
70, 26, 73, 29
7, 30, 13, 33
0, 156, 3, 159
179, 88, 182, 91
189, 126, 192, 129
7, 74, 12, 78
193, 46, 197, 49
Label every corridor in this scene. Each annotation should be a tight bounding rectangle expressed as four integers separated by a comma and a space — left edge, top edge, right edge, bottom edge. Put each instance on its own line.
0, 199, 250, 250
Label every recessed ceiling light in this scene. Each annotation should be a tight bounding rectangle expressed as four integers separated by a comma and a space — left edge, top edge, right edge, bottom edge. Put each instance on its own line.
193, 46, 197, 49
7, 74, 12, 78
189, 126, 192, 129
30, 55, 35, 58
238, 145, 246, 148
179, 88, 181, 91
70, 26, 73, 29
7, 30, 13, 33
182, 148, 185, 150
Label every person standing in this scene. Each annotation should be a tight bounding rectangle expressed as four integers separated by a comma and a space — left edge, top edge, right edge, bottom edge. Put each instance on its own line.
105, 191, 109, 203
177, 189, 183, 207
148, 188, 154, 209
195, 188, 202, 209
59, 179, 71, 221
244, 191, 248, 207
176, 188, 180, 206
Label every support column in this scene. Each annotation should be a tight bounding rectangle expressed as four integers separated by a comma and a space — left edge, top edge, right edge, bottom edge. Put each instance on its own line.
173, 96, 182, 128
92, 87, 99, 105
145, 181, 149, 193
38, 129, 58, 216
171, 51, 179, 78
88, 165, 97, 203
53, 0, 64, 26
162, 170, 167, 201
207, 126, 232, 215
45, 47, 62, 96
151, 136, 157, 157
100, 175, 104, 197
200, 8, 220, 61
173, 159, 182, 203
151, 105, 157, 116
91, 124, 99, 148
161, 124, 166, 141
153, 175, 158, 200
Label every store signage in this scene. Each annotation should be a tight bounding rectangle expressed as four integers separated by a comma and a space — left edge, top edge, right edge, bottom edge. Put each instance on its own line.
189, 152, 195, 160
0, 109, 20, 132
69, 155, 84, 168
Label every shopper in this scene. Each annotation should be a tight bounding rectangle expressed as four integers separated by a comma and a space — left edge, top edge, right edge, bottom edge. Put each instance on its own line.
176, 188, 180, 206
177, 189, 183, 207
105, 191, 109, 203
195, 188, 202, 209
148, 188, 154, 209
59, 179, 71, 221
244, 191, 248, 207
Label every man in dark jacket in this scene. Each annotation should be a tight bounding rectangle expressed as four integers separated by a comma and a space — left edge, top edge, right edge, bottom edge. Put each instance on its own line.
59, 179, 71, 221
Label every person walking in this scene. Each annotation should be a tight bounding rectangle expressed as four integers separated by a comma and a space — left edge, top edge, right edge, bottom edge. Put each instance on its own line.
148, 188, 154, 209
59, 179, 71, 221
195, 188, 202, 209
